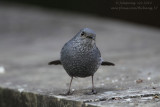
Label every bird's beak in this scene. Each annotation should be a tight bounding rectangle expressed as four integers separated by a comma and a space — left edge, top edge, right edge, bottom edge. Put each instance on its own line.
86, 36, 95, 40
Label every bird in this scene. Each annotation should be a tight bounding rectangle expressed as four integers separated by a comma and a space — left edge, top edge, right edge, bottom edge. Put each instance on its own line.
48, 28, 115, 95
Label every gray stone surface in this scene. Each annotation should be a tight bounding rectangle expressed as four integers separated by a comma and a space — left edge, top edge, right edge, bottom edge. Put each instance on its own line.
0, 2, 160, 107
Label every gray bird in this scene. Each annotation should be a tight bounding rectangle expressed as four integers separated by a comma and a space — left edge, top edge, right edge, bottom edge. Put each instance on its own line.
48, 28, 115, 95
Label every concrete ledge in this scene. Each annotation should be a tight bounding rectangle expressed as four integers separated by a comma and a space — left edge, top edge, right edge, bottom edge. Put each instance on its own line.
1, 2, 160, 107
0, 87, 96, 107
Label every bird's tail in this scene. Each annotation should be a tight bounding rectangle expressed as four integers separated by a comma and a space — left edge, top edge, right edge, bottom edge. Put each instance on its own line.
48, 60, 61, 65
101, 61, 115, 66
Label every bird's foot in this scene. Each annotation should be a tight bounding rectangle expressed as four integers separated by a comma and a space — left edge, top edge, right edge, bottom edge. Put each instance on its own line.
85, 89, 97, 95
59, 91, 73, 96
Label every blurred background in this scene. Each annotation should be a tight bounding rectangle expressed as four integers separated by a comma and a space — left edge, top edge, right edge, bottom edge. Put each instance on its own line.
1, 0, 160, 27
0, 0, 160, 93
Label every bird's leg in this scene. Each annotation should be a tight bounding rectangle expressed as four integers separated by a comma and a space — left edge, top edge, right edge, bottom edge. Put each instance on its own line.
85, 75, 97, 95
66, 77, 73, 95
91, 75, 97, 94
59, 77, 73, 96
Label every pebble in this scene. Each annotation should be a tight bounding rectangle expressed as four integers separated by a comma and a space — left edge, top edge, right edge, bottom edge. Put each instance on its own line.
0, 66, 5, 74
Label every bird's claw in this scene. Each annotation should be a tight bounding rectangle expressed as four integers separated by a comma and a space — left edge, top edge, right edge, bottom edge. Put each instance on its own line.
59, 91, 73, 96
85, 89, 97, 95
92, 89, 97, 94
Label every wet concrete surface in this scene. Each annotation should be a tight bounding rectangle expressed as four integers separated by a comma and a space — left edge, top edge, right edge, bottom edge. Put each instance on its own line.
0, 2, 160, 107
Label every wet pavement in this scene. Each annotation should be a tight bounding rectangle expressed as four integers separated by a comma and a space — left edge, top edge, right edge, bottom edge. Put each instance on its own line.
0, 2, 160, 107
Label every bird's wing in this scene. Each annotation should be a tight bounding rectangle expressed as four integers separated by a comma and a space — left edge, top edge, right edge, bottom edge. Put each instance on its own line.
48, 60, 61, 65
96, 47, 115, 66
101, 61, 115, 66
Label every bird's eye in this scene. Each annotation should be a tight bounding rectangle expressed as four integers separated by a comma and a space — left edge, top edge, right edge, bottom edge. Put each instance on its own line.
81, 32, 85, 36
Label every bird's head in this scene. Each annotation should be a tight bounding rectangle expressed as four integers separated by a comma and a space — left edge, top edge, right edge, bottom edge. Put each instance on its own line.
74, 28, 96, 46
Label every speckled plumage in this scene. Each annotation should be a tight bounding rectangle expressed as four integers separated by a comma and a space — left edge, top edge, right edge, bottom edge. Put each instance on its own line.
48, 28, 115, 95
61, 28, 101, 77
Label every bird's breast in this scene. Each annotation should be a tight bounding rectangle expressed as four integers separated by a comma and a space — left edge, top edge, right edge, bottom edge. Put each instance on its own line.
61, 44, 101, 77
